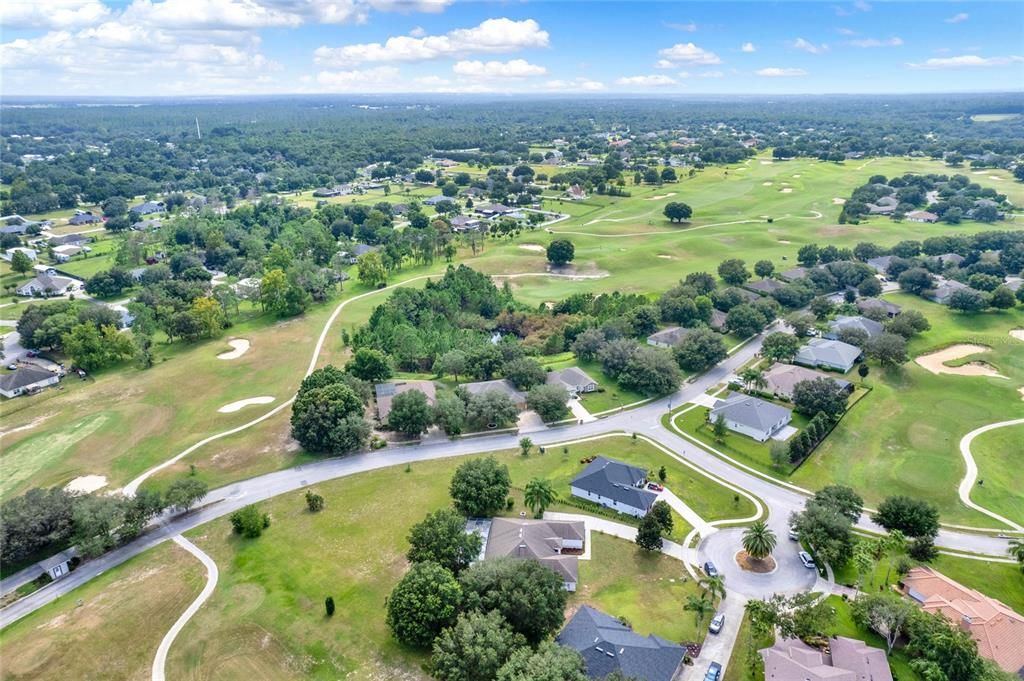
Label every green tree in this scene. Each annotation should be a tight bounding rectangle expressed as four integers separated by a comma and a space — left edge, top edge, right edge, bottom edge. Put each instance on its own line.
164, 478, 208, 512
503, 357, 546, 390
305, 490, 325, 512
459, 557, 568, 644
386, 561, 462, 648
9, 249, 32, 275
526, 383, 569, 422
345, 347, 392, 381
290, 382, 368, 454
792, 377, 849, 420
230, 504, 270, 538
726, 303, 768, 338
546, 239, 575, 266
431, 610, 526, 681
357, 251, 387, 288
466, 390, 519, 430
988, 285, 1016, 309
407, 508, 482, 574
672, 328, 728, 372
1008, 538, 1024, 573
388, 389, 433, 436
754, 260, 775, 279
450, 458, 511, 518
742, 521, 777, 560
618, 346, 681, 396
867, 332, 908, 366
663, 201, 693, 223
434, 350, 468, 381
635, 513, 664, 551
761, 332, 801, 363
649, 500, 674, 535
433, 394, 467, 436
524, 478, 557, 517
873, 496, 940, 540
712, 413, 728, 441
62, 323, 135, 372
496, 641, 587, 681
717, 258, 750, 286
684, 592, 715, 629
325, 595, 335, 616
700, 573, 727, 602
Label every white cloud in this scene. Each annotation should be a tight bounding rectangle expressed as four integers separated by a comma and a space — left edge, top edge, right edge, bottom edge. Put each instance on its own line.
315, 66, 401, 90
0, 0, 110, 29
664, 21, 697, 32
944, 12, 969, 24
741, 42, 756, 53
122, 0, 305, 29
848, 36, 903, 48
791, 37, 828, 54
409, 25, 425, 37
836, 27, 856, 36
654, 59, 676, 69
756, 67, 808, 77
615, 74, 677, 87
545, 77, 606, 91
366, 0, 453, 13
657, 42, 721, 65
453, 59, 546, 79
907, 54, 1024, 70
314, 17, 549, 66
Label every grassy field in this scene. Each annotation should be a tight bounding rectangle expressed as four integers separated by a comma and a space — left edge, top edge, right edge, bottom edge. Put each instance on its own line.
161, 437, 735, 680
0, 541, 205, 681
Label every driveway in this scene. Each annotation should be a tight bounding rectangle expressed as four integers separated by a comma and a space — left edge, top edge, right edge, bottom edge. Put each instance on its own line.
680, 595, 748, 681
567, 397, 595, 423
697, 525, 816, 599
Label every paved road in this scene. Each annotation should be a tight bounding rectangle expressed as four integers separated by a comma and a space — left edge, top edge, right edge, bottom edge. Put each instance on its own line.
1, 323, 1015, 628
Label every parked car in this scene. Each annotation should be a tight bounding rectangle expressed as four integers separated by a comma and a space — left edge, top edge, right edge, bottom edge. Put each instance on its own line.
788, 529, 799, 541
799, 551, 816, 569
703, 561, 718, 578
709, 613, 725, 634
704, 662, 723, 681
647, 482, 664, 492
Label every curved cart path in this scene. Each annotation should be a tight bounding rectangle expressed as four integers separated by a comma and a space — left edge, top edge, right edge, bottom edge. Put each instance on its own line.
958, 419, 1024, 531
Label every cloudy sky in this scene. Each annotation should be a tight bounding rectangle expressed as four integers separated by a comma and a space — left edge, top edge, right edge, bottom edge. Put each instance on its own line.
1, 0, 1022, 96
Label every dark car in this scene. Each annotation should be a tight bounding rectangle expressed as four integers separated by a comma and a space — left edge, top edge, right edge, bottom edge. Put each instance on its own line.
703, 561, 718, 578
704, 662, 723, 681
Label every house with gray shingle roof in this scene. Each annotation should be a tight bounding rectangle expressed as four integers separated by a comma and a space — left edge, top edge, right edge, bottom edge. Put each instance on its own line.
745, 278, 785, 295
824, 315, 884, 341
646, 326, 690, 348
374, 380, 437, 423
794, 338, 862, 373
779, 267, 809, 282
557, 606, 685, 681
856, 297, 901, 318
0, 366, 61, 399
546, 366, 598, 395
709, 391, 792, 442
926, 277, 970, 305
865, 256, 895, 275
483, 518, 585, 591
762, 363, 852, 401
459, 378, 527, 410
570, 456, 656, 517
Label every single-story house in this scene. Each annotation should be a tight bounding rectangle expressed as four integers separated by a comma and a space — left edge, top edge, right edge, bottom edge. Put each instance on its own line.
1, 214, 41, 234
52, 245, 82, 262
557, 606, 686, 681
646, 326, 690, 348
450, 215, 482, 232
0, 365, 61, 399
546, 366, 598, 395
423, 195, 449, 206
477, 203, 515, 217
709, 308, 728, 332
68, 212, 101, 226
709, 392, 793, 442
779, 267, 809, 282
483, 518, 585, 591
570, 456, 656, 518
745, 279, 785, 295
856, 297, 901, 318
37, 549, 76, 581
375, 380, 437, 423
565, 184, 587, 201
16, 273, 77, 297
461, 187, 485, 198
32, 264, 57, 276
794, 338, 863, 373
867, 196, 898, 215
343, 243, 379, 264
459, 378, 527, 410
906, 210, 938, 223
824, 315, 884, 341
865, 255, 895, 275
927, 277, 969, 305
762, 363, 853, 401
129, 201, 166, 216
2, 247, 37, 262
48, 233, 90, 246
901, 566, 1024, 675
933, 252, 965, 268
131, 219, 162, 231
312, 185, 352, 198
759, 637, 893, 681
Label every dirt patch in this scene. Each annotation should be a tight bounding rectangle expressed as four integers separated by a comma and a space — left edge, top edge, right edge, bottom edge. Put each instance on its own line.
645, 192, 677, 201
518, 244, 545, 252
735, 550, 777, 573
1009, 329, 1024, 342
65, 474, 108, 493
780, 188, 793, 193
218, 396, 275, 413
914, 344, 1008, 379
545, 263, 610, 279
218, 338, 250, 360
0, 413, 52, 439
832, 197, 846, 205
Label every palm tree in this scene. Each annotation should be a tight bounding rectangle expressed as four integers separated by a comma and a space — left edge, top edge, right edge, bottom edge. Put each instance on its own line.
740, 368, 766, 392
882, 530, 907, 585
700, 573, 727, 602
524, 478, 556, 517
742, 521, 778, 561
1008, 538, 1024, 573
684, 592, 715, 629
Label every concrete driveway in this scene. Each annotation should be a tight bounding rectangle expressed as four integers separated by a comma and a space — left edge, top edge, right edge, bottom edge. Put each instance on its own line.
680, 595, 748, 681
697, 526, 816, 599
567, 397, 595, 423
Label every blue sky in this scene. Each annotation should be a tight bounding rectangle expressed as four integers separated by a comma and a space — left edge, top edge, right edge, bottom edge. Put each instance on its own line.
1, 1, 1021, 96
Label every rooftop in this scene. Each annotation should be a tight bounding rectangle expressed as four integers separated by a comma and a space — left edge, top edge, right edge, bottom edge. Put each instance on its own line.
710, 391, 792, 432
557, 606, 685, 681
571, 456, 656, 512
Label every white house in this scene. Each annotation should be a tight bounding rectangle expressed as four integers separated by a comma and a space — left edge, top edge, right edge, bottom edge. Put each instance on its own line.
482, 518, 585, 591
709, 392, 793, 442
546, 367, 599, 396
793, 338, 863, 373
0, 366, 61, 399
52, 244, 83, 262
37, 550, 76, 581
17, 273, 78, 297
570, 456, 657, 518
1, 247, 37, 262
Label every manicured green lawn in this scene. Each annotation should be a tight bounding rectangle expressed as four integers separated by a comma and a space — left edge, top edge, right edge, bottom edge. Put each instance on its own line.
723, 611, 775, 681
541, 356, 651, 413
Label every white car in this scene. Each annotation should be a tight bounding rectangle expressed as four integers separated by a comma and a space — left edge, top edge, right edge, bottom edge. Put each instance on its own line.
708, 613, 725, 634
798, 551, 816, 569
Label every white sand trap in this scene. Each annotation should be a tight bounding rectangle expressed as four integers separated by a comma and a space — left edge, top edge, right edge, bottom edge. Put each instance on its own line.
645, 193, 676, 201
762, 182, 774, 186
792, 174, 801, 178
219, 396, 275, 413
832, 197, 847, 205
218, 338, 250, 360
1019, 387, 1024, 401
780, 188, 794, 193
519, 244, 545, 252
915, 344, 1007, 379
66, 475, 108, 494
760, 160, 774, 165
778, 239, 792, 244
972, 170, 987, 174
1010, 329, 1024, 341
657, 254, 674, 259
989, 175, 1003, 181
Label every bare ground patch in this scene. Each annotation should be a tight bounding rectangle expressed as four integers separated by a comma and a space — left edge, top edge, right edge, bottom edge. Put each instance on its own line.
1009, 329, 1024, 342
832, 197, 846, 205
518, 243, 545, 252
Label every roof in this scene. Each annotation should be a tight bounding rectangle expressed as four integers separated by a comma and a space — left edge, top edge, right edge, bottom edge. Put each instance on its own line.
795, 338, 862, 369
374, 380, 437, 421
929, 277, 969, 301
129, 201, 165, 214
762, 363, 851, 397
547, 366, 598, 390
37, 549, 76, 571
557, 606, 685, 681
49, 233, 89, 245
906, 210, 938, 221
647, 326, 690, 346
865, 256, 894, 273
459, 378, 526, 404
0, 366, 58, 392
423, 195, 448, 205
934, 253, 965, 266
760, 637, 892, 681
19, 274, 76, 292
570, 456, 656, 511
855, 298, 901, 316
709, 308, 728, 330
827, 315, 884, 339
780, 267, 809, 281
484, 518, 584, 583
902, 566, 1024, 675
68, 212, 100, 225
710, 392, 792, 432
53, 244, 82, 256
745, 279, 785, 294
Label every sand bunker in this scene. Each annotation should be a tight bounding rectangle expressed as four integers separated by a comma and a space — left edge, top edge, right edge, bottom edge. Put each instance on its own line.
780, 188, 793, 193
972, 170, 987, 175
1010, 329, 1024, 341
657, 254, 674, 259
762, 182, 773, 186
792, 174, 801, 178
832, 197, 847, 205
218, 338, 250, 360
219, 396, 275, 413
1019, 387, 1024, 401
915, 344, 1007, 379
66, 475, 108, 494
778, 239, 792, 244
518, 244, 545, 252
760, 160, 774, 165
645, 193, 676, 201
988, 175, 1003, 181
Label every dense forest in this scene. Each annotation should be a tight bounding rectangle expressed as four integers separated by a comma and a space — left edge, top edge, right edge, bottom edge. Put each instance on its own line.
2, 94, 1023, 215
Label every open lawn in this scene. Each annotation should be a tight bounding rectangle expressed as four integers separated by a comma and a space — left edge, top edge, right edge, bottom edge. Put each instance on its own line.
164, 437, 739, 680
0, 541, 205, 681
